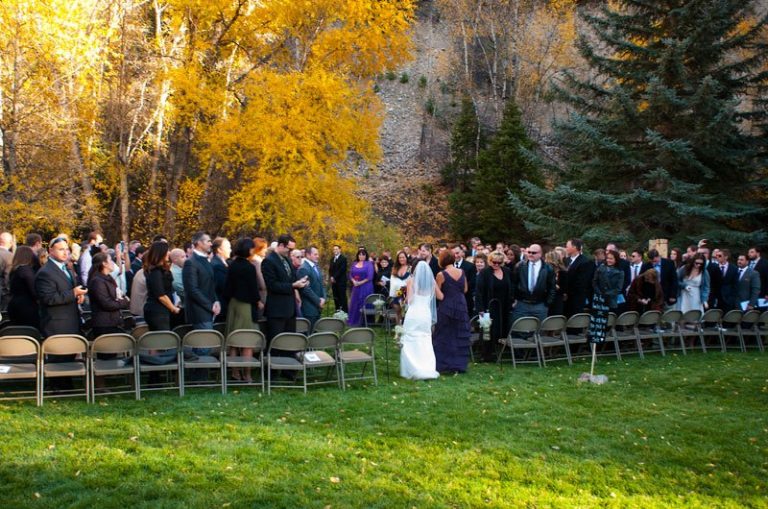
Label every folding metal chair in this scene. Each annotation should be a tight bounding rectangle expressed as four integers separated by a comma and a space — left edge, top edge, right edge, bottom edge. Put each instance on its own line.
339, 328, 377, 387
720, 310, 744, 352
41, 334, 90, 405
699, 308, 725, 352
659, 309, 685, 354
225, 329, 266, 392
182, 329, 225, 394
0, 336, 41, 406
635, 310, 664, 356
90, 333, 138, 401
537, 315, 570, 366
678, 309, 703, 352
498, 317, 541, 368
305, 332, 341, 388
267, 333, 307, 394
136, 331, 183, 397
312, 317, 345, 335
612, 311, 642, 359
564, 313, 591, 359
739, 309, 762, 352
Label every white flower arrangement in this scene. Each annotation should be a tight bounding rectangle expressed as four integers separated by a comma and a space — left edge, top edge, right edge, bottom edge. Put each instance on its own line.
478, 312, 492, 332
372, 298, 386, 310
393, 325, 405, 347
332, 310, 348, 322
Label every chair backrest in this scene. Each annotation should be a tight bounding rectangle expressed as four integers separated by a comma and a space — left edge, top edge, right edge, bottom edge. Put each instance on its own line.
0, 325, 43, 341
295, 318, 311, 334
42, 335, 89, 356
340, 327, 375, 346
131, 324, 149, 341
722, 309, 743, 324
0, 336, 40, 358
172, 324, 194, 338
539, 315, 566, 333
565, 313, 590, 330
615, 311, 639, 327
741, 309, 760, 327
307, 331, 339, 350
269, 333, 307, 353
91, 333, 135, 356
313, 317, 345, 334
365, 293, 385, 305
760, 310, 768, 327
701, 308, 723, 323
182, 329, 224, 349
637, 310, 661, 327
225, 329, 266, 351
660, 309, 682, 324
680, 309, 702, 323
138, 331, 180, 350
510, 316, 540, 334
607, 312, 617, 328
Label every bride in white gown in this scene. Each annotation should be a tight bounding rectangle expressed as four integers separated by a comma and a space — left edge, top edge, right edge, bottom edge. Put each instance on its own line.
400, 261, 440, 380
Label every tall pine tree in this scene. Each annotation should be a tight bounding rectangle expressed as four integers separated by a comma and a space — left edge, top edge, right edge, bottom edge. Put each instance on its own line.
509, 1, 768, 246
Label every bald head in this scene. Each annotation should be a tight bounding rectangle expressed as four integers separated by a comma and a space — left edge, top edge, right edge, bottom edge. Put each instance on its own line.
169, 248, 186, 268
527, 244, 542, 263
0, 232, 12, 249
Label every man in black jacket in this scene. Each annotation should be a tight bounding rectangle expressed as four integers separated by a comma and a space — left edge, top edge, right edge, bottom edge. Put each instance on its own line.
452, 244, 476, 315
328, 244, 348, 312
262, 234, 309, 341
182, 232, 220, 330
748, 246, 768, 300
511, 244, 555, 322
564, 238, 594, 317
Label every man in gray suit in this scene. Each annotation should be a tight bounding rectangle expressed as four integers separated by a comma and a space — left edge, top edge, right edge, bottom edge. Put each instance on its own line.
736, 254, 761, 310
297, 245, 326, 332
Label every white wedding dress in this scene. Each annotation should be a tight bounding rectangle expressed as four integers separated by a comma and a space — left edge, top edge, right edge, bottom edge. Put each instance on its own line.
400, 264, 440, 380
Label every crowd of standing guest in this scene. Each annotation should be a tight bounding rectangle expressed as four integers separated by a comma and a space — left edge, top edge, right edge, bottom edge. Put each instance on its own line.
0, 229, 766, 384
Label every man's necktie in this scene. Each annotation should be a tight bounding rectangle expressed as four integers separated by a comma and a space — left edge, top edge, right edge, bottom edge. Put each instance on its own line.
739, 268, 744, 280
529, 263, 536, 292
721, 264, 726, 275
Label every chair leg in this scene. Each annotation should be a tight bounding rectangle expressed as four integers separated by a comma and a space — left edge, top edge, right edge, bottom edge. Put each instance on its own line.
634, 332, 644, 360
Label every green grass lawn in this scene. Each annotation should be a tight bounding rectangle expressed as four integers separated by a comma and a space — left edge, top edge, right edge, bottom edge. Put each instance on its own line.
1, 335, 767, 508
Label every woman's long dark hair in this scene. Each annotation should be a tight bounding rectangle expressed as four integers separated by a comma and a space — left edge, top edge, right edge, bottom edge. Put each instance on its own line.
88, 252, 111, 284
143, 241, 171, 271
683, 253, 706, 278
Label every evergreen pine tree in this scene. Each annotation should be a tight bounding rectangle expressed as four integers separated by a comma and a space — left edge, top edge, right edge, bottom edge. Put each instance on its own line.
442, 96, 482, 192
509, 1, 768, 246
450, 97, 543, 242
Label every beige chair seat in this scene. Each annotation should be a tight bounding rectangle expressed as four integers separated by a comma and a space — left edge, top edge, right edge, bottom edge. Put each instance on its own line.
0, 363, 37, 378
227, 355, 262, 368
92, 359, 134, 376
184, 355, 220, 368
340, 350, 372, 362
538, 335, 566, 347
140, 362, 179, 372
270, 356, 303, 369
303, 350, 336, 367
44, 362, 86, 377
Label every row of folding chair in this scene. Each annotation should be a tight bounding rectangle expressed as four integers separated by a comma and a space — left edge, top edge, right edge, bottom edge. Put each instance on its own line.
0, 326, 378, 405
496, 309, 768, 369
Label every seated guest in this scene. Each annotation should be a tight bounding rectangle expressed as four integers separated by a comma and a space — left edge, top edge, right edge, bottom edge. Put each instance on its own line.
87, 252, 130, 338
143, 241, 181, 331
7, 246, 40, 329
627, 268, 664, 314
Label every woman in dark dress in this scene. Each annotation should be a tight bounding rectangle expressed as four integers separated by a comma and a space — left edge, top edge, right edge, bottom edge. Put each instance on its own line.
545, 248, 568, 316
143, 242, 181, 331
225, 238, 262, 382
474, 251, 513, 362
87, 252, 130, 337
588, 250, 625, 343
7, 246, 40, 329
374, 256, 392, 297
433, 250, 471, 374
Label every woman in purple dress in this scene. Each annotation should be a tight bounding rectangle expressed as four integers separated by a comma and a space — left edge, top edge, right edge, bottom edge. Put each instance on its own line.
433, 249, 471, 374
348, 248, 375, 326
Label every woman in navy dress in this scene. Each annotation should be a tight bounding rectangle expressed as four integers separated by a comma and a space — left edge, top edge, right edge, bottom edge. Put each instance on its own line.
433, 249, 471, 374
347, 248, 374, 326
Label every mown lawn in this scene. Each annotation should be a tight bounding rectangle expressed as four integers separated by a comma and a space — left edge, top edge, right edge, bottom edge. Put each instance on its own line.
1, 336, 766, 508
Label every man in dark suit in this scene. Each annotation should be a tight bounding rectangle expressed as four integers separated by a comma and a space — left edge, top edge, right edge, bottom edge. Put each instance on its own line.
182, 232, 220, 330
736, 254, 761, 310
262, 234, 309, 341
328, 244, 348, 312
452, 244, 476, 315
416, 243, 440, 277
210, 237, 230, 323
511, 244, 555, 322
298, 246, 326, 332
716, 249, 739, 311
564, 238, 594, 317
700, 246, 723, 309
35, 236, 88, 337
640, 249, 679, 307
748, 246, 768, 300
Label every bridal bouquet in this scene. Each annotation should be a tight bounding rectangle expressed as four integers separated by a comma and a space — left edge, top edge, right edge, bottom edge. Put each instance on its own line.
332, 310, 348, 322
478, 312, 492, 332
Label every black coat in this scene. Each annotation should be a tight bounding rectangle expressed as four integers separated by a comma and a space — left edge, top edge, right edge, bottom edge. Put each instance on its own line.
641, 258, 679, 305
565, 254, 595, 316
211, 256, 229, 321
329, 254, 347, 288
706, 260, 723, 309
87, 272, 129, 328
225, 257, 261, 322
475, 266, 514, 340
753, 258, 768, 297
512, 261, 556, 306
8, 265, 39, 328
262, 251, 297, 319
34, 259, 80, 337
182, 253, 218, 325
718, 263, 739, 311
457, 259, 477, 314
